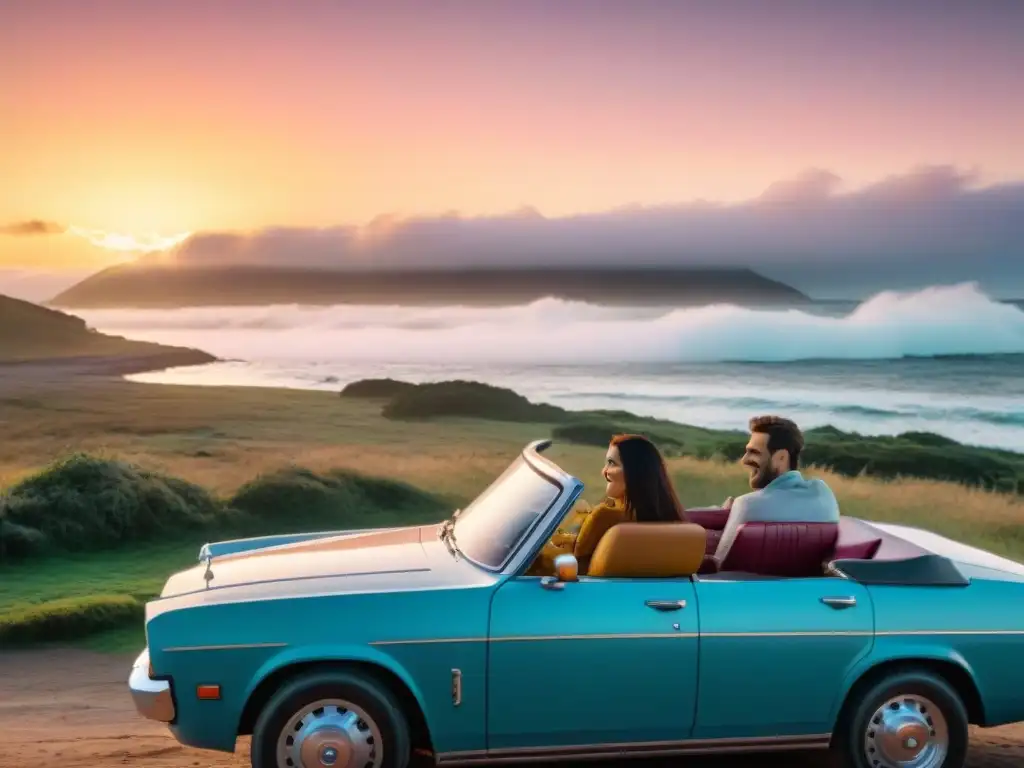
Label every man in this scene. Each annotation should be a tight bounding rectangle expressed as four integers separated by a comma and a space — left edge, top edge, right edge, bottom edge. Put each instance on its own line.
713, 415, 840, 564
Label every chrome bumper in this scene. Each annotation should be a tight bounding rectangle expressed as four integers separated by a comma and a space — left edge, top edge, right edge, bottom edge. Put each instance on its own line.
128, 649, 175, 723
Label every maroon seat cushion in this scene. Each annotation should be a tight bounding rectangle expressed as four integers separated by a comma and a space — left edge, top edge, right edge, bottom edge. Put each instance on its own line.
686, 507, 730, 531
834, 537, 881, 560
719, 521, 839, 577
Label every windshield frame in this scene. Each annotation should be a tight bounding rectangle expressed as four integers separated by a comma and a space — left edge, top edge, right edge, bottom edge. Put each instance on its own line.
451, 440, 581, 574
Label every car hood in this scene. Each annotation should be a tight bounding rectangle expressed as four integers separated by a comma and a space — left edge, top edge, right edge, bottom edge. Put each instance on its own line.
159, 524, 434, 599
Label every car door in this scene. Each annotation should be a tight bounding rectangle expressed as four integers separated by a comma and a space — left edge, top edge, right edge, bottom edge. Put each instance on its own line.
693, 575, 874, 739
486, 574, 699, 751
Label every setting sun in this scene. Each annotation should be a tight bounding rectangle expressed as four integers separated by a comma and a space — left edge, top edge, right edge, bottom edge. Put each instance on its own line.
66, 226, 191, 254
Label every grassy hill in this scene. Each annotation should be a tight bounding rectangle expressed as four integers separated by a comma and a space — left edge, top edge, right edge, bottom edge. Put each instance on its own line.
0, 293, 215, 365
49, 264, 811, 308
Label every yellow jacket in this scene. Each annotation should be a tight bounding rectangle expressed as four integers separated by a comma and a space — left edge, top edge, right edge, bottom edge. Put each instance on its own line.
573, 497, 633, 572
527, 497, 633, 576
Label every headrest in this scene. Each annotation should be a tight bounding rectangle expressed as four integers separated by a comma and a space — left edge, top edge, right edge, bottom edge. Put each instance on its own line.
588, 522, 707, 578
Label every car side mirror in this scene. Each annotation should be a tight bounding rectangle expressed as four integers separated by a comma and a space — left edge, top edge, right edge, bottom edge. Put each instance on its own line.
540, 554, 579, 590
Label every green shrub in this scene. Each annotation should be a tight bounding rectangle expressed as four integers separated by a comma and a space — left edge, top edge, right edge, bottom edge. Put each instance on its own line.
803, 441, 1021, 493
229, 467, 448, 525
0, 594, 142, 646
895, 431, 962, 448
382, 380, 567, 423
0, 453, 455, 566
0, 454, 222, 561
339, 378, 418, 399
804, 424, 849, 440
0, 517, 47, 559
712, 440, 748, 462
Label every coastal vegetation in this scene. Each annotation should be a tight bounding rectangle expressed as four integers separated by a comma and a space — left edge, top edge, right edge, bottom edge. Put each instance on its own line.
2, 375, 1020, 651
345, 378, 1024, 494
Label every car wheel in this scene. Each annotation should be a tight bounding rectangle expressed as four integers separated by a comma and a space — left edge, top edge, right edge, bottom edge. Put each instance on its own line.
251, 669, 411, 768
833, 668, 969, 768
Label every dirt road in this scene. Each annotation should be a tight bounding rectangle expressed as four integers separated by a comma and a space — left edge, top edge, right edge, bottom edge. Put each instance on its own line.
1, 649, 1021, 768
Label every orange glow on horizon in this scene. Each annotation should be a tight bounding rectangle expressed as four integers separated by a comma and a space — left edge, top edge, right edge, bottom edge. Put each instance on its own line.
66, 226, 192, 254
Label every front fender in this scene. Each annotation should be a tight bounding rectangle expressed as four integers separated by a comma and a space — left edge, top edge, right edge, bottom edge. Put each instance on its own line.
240, 642, 433, 734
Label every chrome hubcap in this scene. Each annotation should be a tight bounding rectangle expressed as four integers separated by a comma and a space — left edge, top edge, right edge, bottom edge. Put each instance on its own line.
864, 694, 949, 768
276, 698, 382, 768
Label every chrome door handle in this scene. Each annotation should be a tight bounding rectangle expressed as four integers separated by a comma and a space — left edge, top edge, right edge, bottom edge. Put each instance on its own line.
821, 596, 857, 609
645, 599, 686, 611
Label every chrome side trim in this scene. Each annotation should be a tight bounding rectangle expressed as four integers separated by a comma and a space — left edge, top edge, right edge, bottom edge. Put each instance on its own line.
163, 642, 288, 653
702, 631, 873, 638
369, 628, 1024, 646
370, 637, 488, 646
369, 633, 699, 646
150, 580, 498, 619
435, 733, 833, 764
875, 629, 1024, 636
493, 633, 699, 641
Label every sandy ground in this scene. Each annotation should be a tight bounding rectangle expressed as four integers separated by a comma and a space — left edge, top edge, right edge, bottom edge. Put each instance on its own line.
1, 649, 1022, 768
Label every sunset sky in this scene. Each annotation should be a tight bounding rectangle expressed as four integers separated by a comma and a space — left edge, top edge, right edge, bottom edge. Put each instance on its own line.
2, 0, 1023, 282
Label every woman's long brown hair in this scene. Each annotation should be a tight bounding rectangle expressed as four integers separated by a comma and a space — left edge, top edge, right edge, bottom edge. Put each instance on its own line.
610, 433, 687, 523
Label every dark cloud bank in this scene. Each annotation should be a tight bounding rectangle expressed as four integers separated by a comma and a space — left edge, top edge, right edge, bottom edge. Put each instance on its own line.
0, 220, 66, 236
162, 166, 1023, 297
8, 166, 1023, 298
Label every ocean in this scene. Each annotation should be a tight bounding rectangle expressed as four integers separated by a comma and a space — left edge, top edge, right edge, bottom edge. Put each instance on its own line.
75, 283, 1024, 452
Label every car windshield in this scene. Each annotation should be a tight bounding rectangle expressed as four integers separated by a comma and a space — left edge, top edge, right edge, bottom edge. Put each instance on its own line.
452, 456, 563, 570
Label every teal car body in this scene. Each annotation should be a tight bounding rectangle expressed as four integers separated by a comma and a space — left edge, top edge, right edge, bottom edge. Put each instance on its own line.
129, 440, 1024, 768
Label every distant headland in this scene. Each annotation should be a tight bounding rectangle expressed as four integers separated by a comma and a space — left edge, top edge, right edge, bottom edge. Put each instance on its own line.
0, 293, 215, 372
48, 264, 811, 308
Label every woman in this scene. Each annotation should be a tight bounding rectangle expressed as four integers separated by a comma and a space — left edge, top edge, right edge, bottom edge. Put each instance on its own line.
530, 434, 686, 576
572, 434, 687, 571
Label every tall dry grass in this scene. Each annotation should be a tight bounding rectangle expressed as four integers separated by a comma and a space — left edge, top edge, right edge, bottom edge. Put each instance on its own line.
1, 376, 1020, 552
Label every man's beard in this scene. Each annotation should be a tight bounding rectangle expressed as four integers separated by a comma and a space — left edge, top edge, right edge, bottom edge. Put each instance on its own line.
749, 463, 780, 490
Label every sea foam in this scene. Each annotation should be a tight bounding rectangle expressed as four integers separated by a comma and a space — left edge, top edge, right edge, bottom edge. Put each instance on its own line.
76, 282, 1024, 364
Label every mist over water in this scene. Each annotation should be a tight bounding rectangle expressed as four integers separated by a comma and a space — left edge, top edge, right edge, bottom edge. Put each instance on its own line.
77, 283, 1024, 451
80, 282, 1024, 362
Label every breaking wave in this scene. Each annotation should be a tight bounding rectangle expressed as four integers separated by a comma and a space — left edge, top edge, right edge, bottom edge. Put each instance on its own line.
77, 282, 1024, 364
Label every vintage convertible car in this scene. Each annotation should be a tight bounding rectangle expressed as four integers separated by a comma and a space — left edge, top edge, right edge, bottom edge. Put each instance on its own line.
129, 440, 1024, 768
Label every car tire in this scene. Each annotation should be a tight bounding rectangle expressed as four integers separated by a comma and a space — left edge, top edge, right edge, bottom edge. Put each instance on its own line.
832, 668, 969, 768
251, 669, 412, 768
